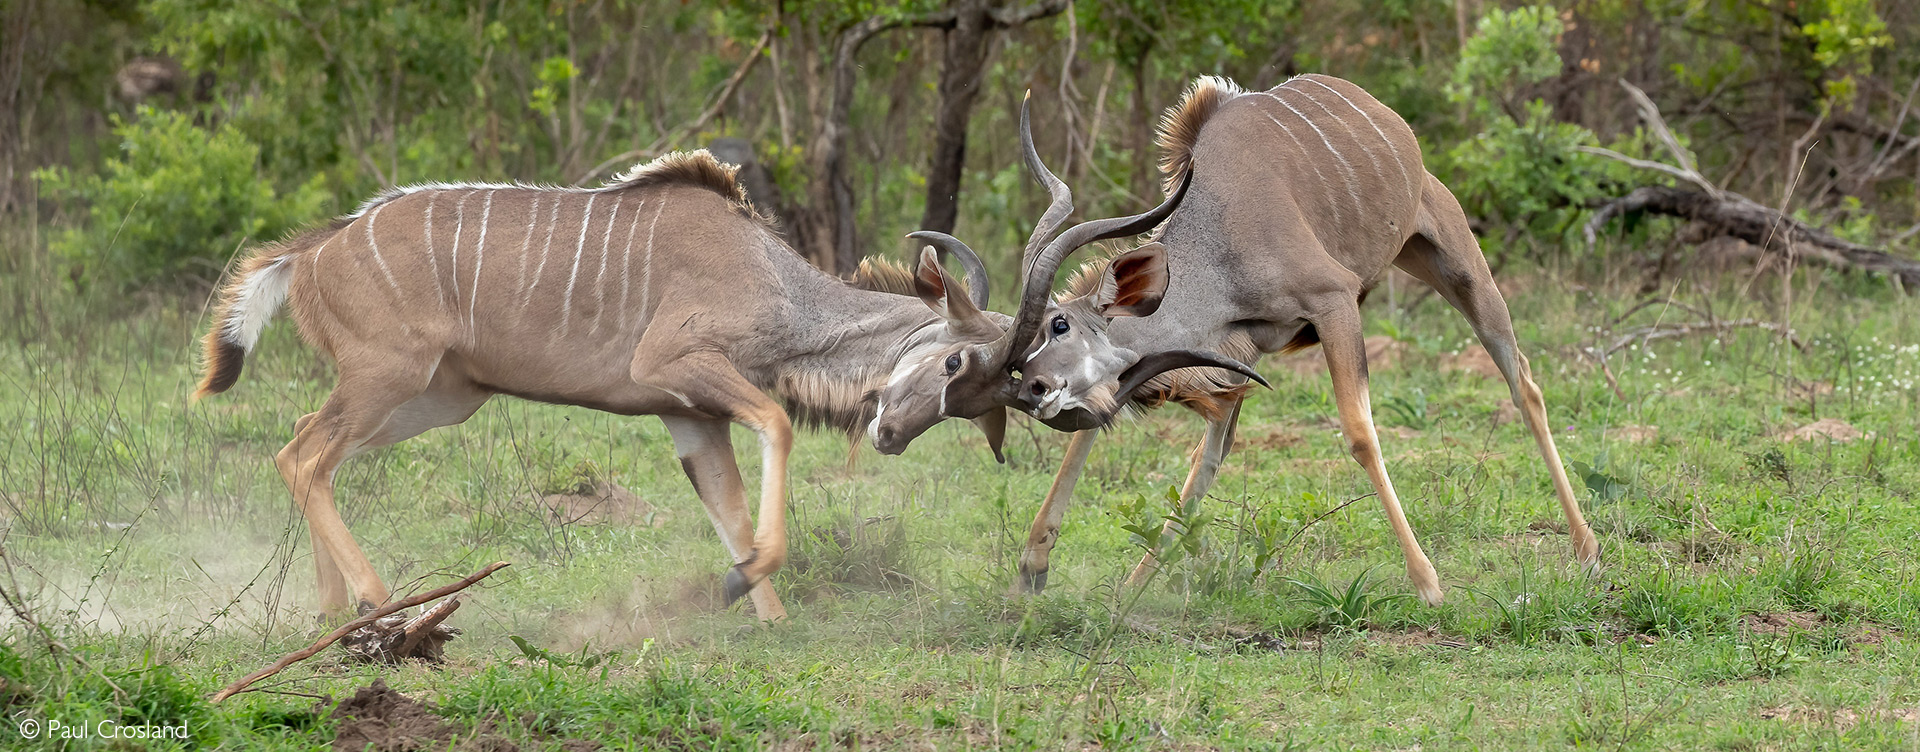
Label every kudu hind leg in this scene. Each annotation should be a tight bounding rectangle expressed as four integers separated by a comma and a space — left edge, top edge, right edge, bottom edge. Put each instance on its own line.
1121, 400, 1243, 587
1398, 203, 1599, 570
291, 412, 350, 614
1316, 305, 1443, 605
662, 417, 787, 620
1012, 429, 1101, 594
275, 371, 434, 617
636, 353, 793, 608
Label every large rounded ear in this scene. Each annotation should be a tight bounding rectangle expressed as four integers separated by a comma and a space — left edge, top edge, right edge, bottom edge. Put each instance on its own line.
970, 408, 1007, 464
914, 245, 986, 323
1097, 243, 1168, 318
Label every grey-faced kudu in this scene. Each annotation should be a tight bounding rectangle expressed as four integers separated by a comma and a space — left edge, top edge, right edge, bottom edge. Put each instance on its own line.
195, 151, 1039, 622
942, 75, 1600, 605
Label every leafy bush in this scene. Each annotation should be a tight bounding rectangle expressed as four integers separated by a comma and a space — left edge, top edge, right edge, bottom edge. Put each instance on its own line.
35, 107, 327, 290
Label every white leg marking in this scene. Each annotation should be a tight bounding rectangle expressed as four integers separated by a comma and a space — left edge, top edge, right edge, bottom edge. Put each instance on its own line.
617, 199, 645, 333
1262, 91, 1364, 214
363, 203, 403, 297
524, 196, 563, 310
449, 189, 475, 309
637, 199, 665, 327
1259, 112, 1346, 224
1297, 77, 1416, 203
560, 193, 597, 336
590, 194, 623, 335
467, 190, 495, 344
423, 194, 447, 310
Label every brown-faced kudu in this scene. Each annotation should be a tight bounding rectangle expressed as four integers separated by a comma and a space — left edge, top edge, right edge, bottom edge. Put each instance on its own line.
941, 76, 1600, 605
195, 150, 1056, 622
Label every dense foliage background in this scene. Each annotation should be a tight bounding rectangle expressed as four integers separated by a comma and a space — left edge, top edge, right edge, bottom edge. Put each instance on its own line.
2, 0, 1916, 295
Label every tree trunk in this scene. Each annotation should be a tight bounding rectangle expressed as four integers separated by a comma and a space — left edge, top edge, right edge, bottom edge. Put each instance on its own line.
918, 0, 994, 236
1127, 51, 1154, 199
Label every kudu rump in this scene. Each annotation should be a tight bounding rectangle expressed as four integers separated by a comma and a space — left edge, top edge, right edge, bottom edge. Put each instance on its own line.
952, 75, 1600, 605
194, 151, 1082, 622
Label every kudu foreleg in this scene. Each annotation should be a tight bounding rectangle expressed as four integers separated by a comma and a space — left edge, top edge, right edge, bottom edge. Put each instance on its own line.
663, 417, 787, 621
1012, 429, 1101, 594
635, 353, 792, 613
1121, 400, 1243, 587
1317, 306, 1444, 606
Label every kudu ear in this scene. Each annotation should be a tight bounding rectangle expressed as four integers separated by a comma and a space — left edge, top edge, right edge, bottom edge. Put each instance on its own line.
914, 245, 987, 324
970, 408, 1007, 464
1097, 243, 1168, 319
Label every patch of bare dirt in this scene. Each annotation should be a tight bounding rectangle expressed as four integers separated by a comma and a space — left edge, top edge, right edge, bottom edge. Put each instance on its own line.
1778, 418, 1868, 443
1370, 628, 1467, 649
1607, 424, 1660, 443
542, 480, 661, 527
1787, 380, 1836, 401
1442, 345, 1504, 380
1742, 611, 1825, 635
330, 681, 518, 752
1234, 425, 1304, 453
1382, 425, 1422, 440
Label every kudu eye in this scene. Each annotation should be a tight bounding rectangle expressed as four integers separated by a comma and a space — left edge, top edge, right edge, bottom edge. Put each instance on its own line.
1050, 316, 1070, 336
943, 353, 962, 375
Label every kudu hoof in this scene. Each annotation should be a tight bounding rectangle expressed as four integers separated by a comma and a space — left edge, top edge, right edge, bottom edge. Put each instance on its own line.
722, 564, 755, 606
1013, 566, 1049, 595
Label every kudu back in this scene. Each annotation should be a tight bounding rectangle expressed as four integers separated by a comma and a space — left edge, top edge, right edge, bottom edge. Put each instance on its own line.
195, 151, 1015, 622
969, 76, 1600, 604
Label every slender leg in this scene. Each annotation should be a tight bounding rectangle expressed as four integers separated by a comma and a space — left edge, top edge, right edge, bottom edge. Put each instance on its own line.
662, 417, 787, 621
1397, 175, 1599, 570
1122, 399, 1245, 586
275, 371, 435, 617
633, 352, 792, 608
290, 411, 349, 614
1011, 429, 1101, 594
1315, 303, 1444, 606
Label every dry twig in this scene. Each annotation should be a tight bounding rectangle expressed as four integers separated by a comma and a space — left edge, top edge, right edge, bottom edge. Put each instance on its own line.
210, 561, 510, 703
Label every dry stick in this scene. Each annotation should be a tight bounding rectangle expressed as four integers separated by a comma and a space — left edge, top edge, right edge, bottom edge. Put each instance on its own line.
210, 561, 510, 704
572, 28, 774, 186
394, 597, 463, 657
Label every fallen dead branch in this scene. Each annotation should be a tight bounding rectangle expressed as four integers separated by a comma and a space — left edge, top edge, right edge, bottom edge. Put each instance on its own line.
1582, 79, 1920, 292
210, 561, 509, 704
1604, 318, 1806, 356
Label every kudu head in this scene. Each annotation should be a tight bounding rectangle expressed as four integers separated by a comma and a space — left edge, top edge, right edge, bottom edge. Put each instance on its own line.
868, 241, 1016, 460
896, 93, 1266, 436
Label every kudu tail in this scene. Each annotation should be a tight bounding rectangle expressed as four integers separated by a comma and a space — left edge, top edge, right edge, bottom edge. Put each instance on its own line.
194, 226, 334, 400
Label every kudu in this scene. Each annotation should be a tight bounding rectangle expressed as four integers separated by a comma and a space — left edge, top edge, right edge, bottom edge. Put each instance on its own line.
195, 150, 1042, 622
948, 76, 1600, 605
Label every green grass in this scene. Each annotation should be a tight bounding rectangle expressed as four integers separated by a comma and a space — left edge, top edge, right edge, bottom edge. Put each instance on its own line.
2, 264, 1918, 750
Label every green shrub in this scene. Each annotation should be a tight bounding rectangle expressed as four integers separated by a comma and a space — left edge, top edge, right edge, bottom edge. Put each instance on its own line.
35, 107, 327, 290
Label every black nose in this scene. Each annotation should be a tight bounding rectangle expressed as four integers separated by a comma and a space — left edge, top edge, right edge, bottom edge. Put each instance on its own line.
1028, 379, 1050, 397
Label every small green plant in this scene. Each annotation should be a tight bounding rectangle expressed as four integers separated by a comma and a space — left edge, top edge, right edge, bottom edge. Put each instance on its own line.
1569, 451, 1630, 505
1287, 566, 1409, 631
1381, 390, 1430, 430
508, 635, 627, 676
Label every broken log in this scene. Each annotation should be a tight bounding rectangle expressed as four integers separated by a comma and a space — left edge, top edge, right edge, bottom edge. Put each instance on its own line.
1584, 185, 1920, 291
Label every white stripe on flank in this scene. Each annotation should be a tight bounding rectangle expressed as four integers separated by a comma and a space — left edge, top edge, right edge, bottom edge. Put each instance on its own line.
559, 193, 597, 336
516, 195, 541, 298
1262, 90, 1364, 214
363, 203, 402, 297
524, 196, 563, 309
449, 190, 475, 307
423, 194, 447, 309
637, 199, 665, 324
617, 199, 645, 333
1297, 77, 1415, 202
589, 194, 623, 335
1258, 112, 1346, 224
1284, 80, 1389, 188
467, 190, 495, 342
